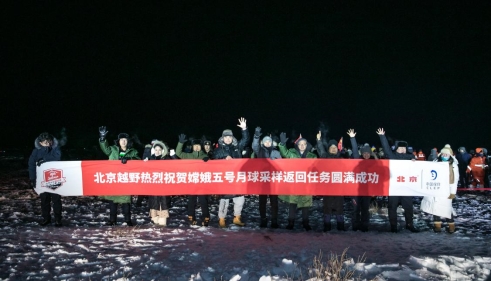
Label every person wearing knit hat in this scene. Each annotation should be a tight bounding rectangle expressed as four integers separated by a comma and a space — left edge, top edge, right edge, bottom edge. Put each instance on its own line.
467, 147, 488, 188
252, 127, 282, 228
316, 130, 346, 231
347, 129, 377, 232
456, 147, 471, 188
376, 128, 418, 233
278, 131, 317, 231
175, 133, 211, 226
421, 145, 459, 233
98, 126, 141, 226
213, 117, 250, 228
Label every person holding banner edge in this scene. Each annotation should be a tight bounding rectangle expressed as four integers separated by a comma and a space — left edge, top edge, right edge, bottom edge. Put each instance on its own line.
28, 132, 63, 227
98, 126, 141, 226
376, 128, 418, 233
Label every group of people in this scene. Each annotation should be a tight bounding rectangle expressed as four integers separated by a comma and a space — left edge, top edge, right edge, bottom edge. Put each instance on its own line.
28, 117, 487, 233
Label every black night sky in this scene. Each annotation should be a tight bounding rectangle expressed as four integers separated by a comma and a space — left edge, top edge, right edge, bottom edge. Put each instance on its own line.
2, 2, 491, 153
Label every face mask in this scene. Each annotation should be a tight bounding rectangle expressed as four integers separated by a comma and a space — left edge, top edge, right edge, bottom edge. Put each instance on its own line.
441, 156, 449, 161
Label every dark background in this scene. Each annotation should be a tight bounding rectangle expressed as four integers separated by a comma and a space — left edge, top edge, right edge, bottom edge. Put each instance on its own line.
2, 2, 490, 155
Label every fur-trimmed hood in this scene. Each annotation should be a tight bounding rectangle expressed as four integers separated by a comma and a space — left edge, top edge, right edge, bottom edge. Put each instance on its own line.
34, 136, 59, 150
152, 140, 169, 157
217, 136, 239, 148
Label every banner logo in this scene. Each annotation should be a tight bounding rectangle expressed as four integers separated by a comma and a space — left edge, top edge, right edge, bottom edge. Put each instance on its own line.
430, 170, 438, 180
41, 168, 67, 190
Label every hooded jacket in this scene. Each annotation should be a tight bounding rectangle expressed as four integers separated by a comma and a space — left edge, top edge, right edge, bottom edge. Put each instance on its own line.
176, 142, 208, 160
251, 135, 281, 160
277, 140, 316, 208
28, 137, 61, 181
213, 129, 250, 159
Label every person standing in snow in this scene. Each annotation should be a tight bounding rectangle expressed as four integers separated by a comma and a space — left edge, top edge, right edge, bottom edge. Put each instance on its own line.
278, 132, 316, 231
455, 147, 471, 188
316, 131, 346, 231
420, 145, 459, 233
251, 126, 281, 228
213, 117, 250, 228
348, 129, 376, 232
467, 148, 488, 188
98, 126, 140, 226
28, 132, 63, 227
143, 140, 172, 226
176, 134, 211, 227
376, 128, 418, 233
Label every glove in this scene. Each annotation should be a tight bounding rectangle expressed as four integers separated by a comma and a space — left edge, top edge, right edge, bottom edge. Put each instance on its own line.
203, 157, 209, 162
30, 180, 36, 189
36, 159, 46, 167
99, 126, 108, 141
448, 194, 456, 199
169, 149, 175, 157
178, 134, 187, 144
279, 132, 288, 145
121, 157, 128, 164
254, 127, 262, 138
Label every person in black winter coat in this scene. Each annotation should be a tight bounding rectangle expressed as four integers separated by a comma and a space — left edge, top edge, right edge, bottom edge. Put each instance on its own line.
213, 117, 250, 228
28, 132, 63, 227
348, 129, 375, 232
252, 126, 282, 228
316, 131, 346, 231
455, 147, 471, 188
377, 128, 418, 233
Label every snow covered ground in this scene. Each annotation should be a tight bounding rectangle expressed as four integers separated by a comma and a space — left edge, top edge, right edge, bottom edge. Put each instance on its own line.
0, 158, 491, 281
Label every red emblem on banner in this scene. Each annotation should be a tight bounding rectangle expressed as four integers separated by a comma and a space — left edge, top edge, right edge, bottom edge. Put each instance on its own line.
41, 168, 67, 190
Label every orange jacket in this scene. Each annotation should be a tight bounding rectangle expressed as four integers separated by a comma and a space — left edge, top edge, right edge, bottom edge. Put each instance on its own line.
467, 156, 488, 177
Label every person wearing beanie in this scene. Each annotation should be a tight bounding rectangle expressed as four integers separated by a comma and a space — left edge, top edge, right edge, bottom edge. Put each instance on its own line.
315, 130, 347, 231
347, 129, 377, 232
466, 147, 488, 188
28, 132, 63, 227
421, 145, 459, 233
278, 132, 317, 231
141, 140, 173, 226
98, 126, 140, 226
455, 147, 471, 188
176, 134, 211, 227
252, 127, 282, 228
376, 128, 418, 233
213, 117, 250, 228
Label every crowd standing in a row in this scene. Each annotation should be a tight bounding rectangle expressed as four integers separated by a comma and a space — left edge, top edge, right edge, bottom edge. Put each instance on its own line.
28, 117, 489, 234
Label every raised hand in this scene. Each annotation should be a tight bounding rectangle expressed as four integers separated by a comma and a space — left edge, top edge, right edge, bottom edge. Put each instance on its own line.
316, 131, 321, 140
279, 132, 288, 145
254, 127, 262, 138
178, 134, 187, 144
376, 128, 385, 135
347, 129, 356, 138
237, 117, 247, 130
99, 126, 108, 141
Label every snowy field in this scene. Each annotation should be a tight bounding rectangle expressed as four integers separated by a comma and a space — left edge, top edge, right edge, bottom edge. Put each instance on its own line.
1, 157, 491, 281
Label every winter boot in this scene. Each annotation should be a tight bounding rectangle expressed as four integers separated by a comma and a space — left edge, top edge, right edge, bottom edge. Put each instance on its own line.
323, 222, 331, 232
157, 211, 167, 226
270, 218, 279, 229
188, 215, 197, 225
260, 218, 268, 228
122, 203, 133, 226
433, 221, 442, 233
390, 223, 398, 233
447, 222, 456, 234
219, 218, 226, 228
40, 219, 51, 226
233, 216, 245, 226
150, 209, 159, 224
337, 222, 345, 231
286, 219, 295, 230
302, 219, 312, 231
405, 222, 419, 233
55, 217, 62, 227
202, 217, 210, 227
